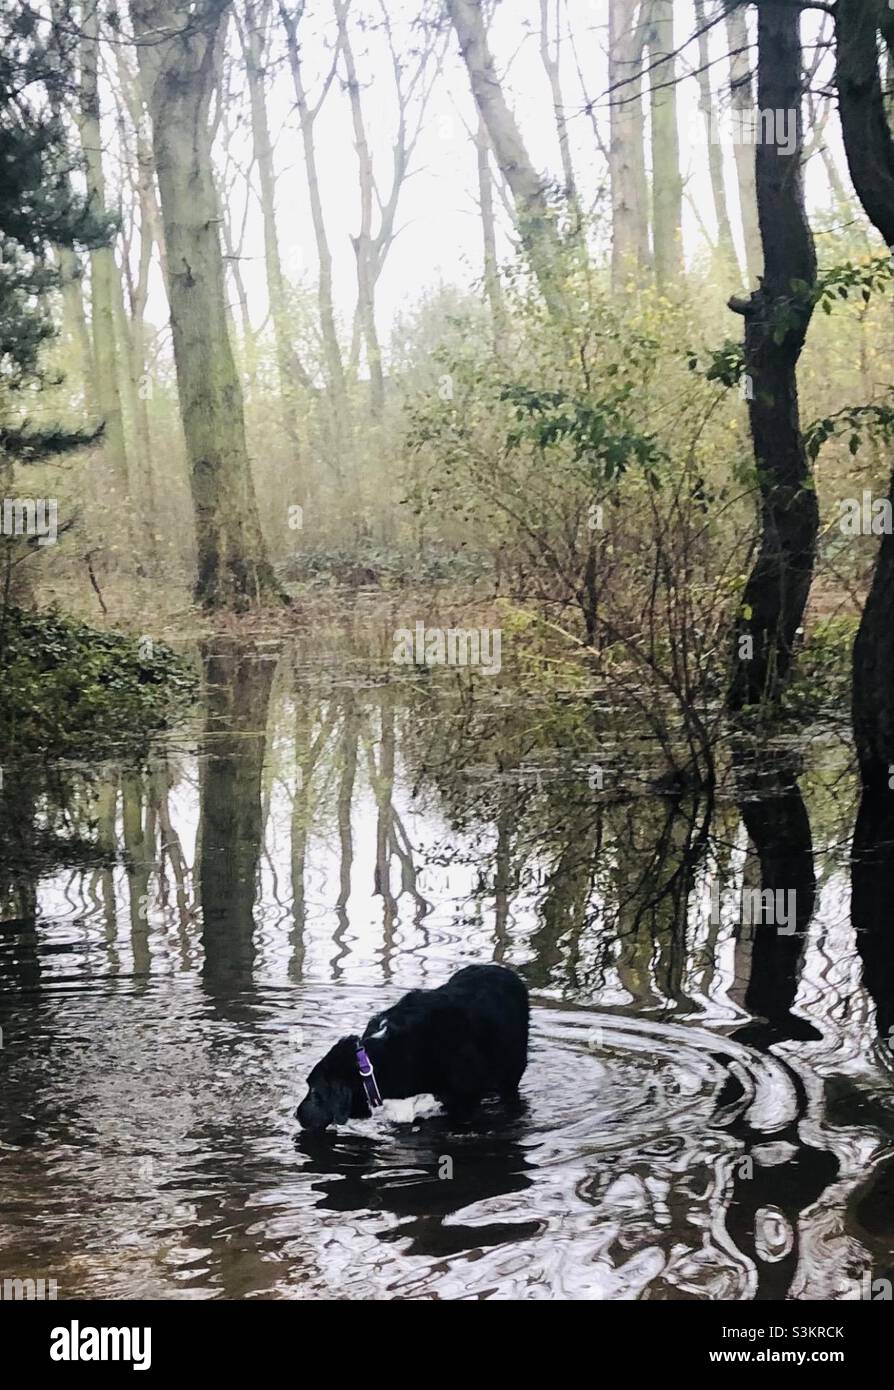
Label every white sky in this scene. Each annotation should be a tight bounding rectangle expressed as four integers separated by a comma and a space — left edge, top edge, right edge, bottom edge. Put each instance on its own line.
117, 1, 845, 347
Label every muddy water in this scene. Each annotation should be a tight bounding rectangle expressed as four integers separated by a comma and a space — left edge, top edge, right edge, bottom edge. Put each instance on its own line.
1, 639, 893, 1300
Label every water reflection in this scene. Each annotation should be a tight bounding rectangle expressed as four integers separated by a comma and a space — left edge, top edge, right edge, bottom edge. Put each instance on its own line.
732, 755, 819, 1048
1, 638, 893, 1299
200, 642, 276, 1006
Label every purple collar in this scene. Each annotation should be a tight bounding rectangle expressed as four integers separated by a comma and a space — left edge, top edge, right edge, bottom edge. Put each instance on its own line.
354, 1039, 383, 1113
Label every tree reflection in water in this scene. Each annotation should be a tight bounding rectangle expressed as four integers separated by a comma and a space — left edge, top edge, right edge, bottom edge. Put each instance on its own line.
0, 642, 893, 1300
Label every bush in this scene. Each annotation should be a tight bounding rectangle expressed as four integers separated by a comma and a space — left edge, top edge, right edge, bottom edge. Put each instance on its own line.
782, 615, 858, 720
0, 607, 196, 754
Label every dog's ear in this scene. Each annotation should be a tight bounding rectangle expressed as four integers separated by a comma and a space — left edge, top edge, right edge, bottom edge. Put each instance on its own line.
322, 1074, 352, 1125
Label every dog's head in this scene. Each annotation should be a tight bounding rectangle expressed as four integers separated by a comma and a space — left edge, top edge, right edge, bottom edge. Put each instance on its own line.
296, 1036, 370, 1131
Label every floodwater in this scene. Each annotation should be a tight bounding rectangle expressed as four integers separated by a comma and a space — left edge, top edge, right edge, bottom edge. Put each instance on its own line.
1, 627, 893, 1301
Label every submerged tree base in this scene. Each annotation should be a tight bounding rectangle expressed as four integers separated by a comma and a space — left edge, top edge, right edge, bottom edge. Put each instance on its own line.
0, 607, 196, 755
194, 547, 291, 612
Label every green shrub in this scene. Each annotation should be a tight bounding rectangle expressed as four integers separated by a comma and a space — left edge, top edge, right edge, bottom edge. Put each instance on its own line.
782, 615, 858, 719
0, 607, 196, 754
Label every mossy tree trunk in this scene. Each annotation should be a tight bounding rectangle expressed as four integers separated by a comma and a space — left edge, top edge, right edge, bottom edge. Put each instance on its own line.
130, 0, 283, 608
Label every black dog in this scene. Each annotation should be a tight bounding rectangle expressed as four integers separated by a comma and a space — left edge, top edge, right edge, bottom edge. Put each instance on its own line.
296, 964, 529, 1131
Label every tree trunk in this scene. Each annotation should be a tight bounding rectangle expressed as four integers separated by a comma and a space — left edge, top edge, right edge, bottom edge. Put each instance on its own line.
46, 4, 96, 413
608, 0, 651, 286
131, 0, 283, 608
806, 91, 854, 220
116, 47, 170, 296
79, 2, 129, 487
446, 0, 568, 315
280, 1, 350, 465
109, 248, 161, 573
725, 3, 762, 287
57, 247, 95, 412
113, 44, 169, 566
334, 0, 385, 416
241, 0, 311, 483
109, 252, 144, 471
538, 0, 580, 222
835, 0, 894, 787
693, 0, 739, 281
727, 0, 818, 712
645, 0, 683, 288
475, 115, 508, 352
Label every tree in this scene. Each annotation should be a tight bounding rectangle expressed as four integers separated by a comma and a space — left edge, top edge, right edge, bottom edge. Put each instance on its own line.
111, 44, 168, 559
693, 0, 739, 280
335, 0, 442, 413
279, 0, 349, 465
608, 0, 650, 286
835, 0, 894, 788
46, 0, 96, 412
130, 0, 282, 607
538, 0, 580, 221
474, 115, 508, 352
446, 0, 569, 315
79, 1, 129, 484
645, 0, 683, 288
238, 0, 312, 480
334, 0, 383, 411
727, 0, 818, 711
725, 2, 761, 286
0, 1, 107, 602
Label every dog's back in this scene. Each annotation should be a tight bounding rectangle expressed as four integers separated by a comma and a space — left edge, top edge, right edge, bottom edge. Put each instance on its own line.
433, 964, 529, 1095
439, 963, 528, 1024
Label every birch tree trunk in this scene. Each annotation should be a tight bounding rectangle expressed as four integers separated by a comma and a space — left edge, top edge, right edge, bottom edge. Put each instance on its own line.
131, 0, 283, 608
